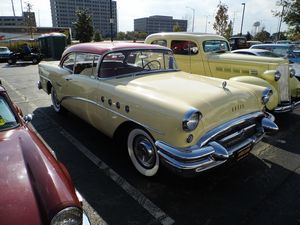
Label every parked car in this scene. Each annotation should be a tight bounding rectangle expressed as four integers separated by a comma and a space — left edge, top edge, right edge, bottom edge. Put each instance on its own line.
7, 50, 43, 65
0, 81, 90, 225
38, 42, 278, 177
228, 36, 248, 50
145, 32, 300, 113
232, 48, 281, 57
250, 43, 300, 64
0, 46, 12, 62
232, 48, 300, 79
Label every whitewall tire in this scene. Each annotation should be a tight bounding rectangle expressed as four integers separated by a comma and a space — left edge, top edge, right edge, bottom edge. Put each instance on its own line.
127, 128, 159, 176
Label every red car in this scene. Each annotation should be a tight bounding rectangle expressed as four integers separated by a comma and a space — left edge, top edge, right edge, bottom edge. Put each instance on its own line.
0, 81, 90, 225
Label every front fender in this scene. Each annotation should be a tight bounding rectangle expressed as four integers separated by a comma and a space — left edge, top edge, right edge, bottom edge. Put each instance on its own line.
229, 76, 279, 111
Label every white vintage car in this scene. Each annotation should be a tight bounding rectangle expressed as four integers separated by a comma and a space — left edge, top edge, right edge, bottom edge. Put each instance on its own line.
38, 42, 278, 177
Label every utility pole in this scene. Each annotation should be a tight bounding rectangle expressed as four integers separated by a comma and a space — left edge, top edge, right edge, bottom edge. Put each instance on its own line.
277, 4, 285, 41
240, 3, 246, 36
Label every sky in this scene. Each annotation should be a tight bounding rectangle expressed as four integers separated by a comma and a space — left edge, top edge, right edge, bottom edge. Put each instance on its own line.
0, 0, 288, 35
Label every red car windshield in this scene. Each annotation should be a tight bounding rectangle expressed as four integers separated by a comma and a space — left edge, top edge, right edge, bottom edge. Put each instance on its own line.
0, 96, 18, 131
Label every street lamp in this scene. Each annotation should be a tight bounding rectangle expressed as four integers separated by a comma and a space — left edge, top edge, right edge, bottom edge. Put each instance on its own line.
186, 6, 195, 32
240, 3, 246, 36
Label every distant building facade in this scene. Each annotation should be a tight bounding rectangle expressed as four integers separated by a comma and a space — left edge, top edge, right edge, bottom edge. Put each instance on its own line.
134, 16, 187, 34
0, 12, 36, 27
50, 0, 117, 38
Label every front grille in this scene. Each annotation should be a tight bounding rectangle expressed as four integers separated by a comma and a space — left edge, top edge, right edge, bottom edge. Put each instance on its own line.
198, 112, 265, 153
277, 64, 290, 102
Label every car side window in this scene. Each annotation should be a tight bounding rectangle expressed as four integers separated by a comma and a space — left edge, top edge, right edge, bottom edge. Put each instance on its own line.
171, 40, 198, 55
74, 53, 99, 76
151, 40, 167, 47
62, 53, 75, 72
203, 40, 230, 52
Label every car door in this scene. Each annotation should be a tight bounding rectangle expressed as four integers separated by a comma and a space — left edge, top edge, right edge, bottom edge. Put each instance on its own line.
62, 53, 103, 123
170, 40, 206, 75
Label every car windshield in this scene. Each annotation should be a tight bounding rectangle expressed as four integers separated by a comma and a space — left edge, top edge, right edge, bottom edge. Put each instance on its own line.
0, 96, 18, 131
99, 49, 178, 78
203, 40, 230, 53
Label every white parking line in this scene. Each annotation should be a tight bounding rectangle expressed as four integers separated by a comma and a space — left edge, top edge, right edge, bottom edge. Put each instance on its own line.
2, 78, 175, 225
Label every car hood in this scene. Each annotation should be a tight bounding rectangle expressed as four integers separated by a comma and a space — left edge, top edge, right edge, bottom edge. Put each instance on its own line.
211, 52, 287, 64
0, 127, 79, 225
110, 71, 264, 133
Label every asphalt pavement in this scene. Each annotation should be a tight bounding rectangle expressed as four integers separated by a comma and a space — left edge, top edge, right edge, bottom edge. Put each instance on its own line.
1, 62, 300, 225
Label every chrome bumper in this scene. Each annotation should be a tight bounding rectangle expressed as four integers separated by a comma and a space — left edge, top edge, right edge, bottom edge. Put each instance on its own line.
155, 113, 278, 176
273, 100, 300, 113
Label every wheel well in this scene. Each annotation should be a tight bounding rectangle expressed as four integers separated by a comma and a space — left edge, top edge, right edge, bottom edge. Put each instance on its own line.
113, 121, 154, 145
46, 81, 52, 94
113, 121, 137, 143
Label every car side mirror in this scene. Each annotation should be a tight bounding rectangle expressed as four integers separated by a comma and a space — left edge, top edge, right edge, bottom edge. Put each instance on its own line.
24, 114, 33, 123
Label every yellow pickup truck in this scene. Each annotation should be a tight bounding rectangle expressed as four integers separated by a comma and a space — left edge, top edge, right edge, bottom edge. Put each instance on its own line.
145, 32, 300, 113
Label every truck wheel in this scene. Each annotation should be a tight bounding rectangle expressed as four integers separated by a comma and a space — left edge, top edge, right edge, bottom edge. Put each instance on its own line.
32, 58, 39, 64
51, 87, 65, 113
127, 127, 159, 176
7, 58, 16, 65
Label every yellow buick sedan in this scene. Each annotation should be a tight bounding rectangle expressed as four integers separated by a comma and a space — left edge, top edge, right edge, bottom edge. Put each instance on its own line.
38, 42, 277, 177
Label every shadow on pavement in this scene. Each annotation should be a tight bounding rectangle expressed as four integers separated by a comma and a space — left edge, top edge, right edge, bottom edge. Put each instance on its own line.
31, 106, 300, 225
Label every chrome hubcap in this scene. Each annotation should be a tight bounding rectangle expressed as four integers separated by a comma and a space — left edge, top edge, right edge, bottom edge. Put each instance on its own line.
133, 135, 156, 169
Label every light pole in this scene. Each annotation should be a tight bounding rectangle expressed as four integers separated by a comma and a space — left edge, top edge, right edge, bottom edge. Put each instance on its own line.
240, 3, 246, 36
109, 0, 114, 42
186, 6, 195, 32
205, 15, 209, 33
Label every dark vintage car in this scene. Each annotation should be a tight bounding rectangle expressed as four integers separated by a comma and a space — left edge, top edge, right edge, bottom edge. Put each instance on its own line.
7, 51, 43, 65
0, 81, 90, 225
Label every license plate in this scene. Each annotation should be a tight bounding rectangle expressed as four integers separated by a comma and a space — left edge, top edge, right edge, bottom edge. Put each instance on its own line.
236, 147, 251, 160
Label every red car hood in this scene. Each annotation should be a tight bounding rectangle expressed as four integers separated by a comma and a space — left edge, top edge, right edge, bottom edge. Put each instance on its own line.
0, 126, 80, 225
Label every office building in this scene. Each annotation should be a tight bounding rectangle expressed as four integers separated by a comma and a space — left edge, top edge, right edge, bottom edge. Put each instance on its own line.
134, 15, 187, 34
0, 12, 36, 27
50, 0, 117, 38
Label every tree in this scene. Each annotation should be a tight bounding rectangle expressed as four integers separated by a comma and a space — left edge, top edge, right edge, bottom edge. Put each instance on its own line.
74, 9, 94, 43
93, 31, 103, 42
273, 0, 300, 40
253, 28, 271, 42
24, 2, 36, 39
117, 32, 126, 40
213, 1, 229, 36
173, 23, 182, 32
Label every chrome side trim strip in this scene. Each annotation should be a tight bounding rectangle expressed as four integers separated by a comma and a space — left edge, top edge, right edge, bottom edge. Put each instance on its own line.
60, 96, 164, 135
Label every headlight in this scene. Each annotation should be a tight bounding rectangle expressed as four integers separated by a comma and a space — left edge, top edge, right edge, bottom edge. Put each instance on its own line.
261, 88, 273, 105
290, 68, 296, 78
274, 70, 281, 81
51, 207, 82, 225
182, 109, 202, 132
